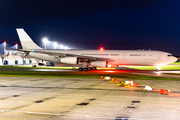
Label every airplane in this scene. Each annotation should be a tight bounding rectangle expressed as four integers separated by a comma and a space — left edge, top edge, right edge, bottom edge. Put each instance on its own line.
15, 28, 177, 71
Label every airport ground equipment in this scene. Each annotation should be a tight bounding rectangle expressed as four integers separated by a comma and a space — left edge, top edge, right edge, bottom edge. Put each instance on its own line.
116, 81, 138, 87
101, 76, 139, 87
142, 86, 154, 91
110, 78, 119, 82
159, 89, 170, 95
101, 75, 176, 97
103, 76, 111, 80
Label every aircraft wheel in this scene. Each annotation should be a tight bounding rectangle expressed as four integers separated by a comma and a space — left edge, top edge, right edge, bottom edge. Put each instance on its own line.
92, 67, 97, 70
88, 67, 92, 70
78, 68, 83, 71
84, 68, 88, 71
156, 69, 159, 72
32, 65, 36, 67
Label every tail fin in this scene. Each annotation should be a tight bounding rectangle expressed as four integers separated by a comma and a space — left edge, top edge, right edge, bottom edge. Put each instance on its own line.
16, 28, 42, 50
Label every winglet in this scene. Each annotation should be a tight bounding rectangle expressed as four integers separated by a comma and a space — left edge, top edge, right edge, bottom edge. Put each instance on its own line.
16, 28, 42, 50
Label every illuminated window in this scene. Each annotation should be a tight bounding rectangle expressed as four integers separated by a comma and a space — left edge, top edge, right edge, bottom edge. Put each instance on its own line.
110, 54, 119, 56
144, 54, 152, 57
130, 54, 142, 56
81, 54, 109, 56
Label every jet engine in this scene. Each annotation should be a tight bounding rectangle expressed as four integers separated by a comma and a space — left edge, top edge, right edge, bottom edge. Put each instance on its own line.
60, 57, 78, 64
91, 61, 107, 68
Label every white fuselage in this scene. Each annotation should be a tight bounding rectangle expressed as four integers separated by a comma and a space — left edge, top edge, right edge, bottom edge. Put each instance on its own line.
16, 29, 177, 68
28, 49, 177, 67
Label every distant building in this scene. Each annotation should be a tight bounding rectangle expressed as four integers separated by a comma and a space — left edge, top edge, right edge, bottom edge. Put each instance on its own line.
2, 50, 78, 67
2, 50, 45, 66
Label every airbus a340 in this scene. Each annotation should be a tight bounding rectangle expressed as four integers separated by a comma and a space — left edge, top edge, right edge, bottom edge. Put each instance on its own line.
15, 29, 177, 71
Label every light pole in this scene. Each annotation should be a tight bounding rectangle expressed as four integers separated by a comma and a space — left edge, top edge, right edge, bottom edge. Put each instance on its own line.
60, 44, 63, 49
53, 42, 57, 49
43, 38, 48, 49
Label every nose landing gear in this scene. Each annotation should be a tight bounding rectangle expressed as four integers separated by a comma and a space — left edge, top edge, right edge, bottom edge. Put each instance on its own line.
156, 65, 161, 72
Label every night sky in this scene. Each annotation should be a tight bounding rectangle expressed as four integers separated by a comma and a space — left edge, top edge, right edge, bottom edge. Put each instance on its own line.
0, 0, 180, 55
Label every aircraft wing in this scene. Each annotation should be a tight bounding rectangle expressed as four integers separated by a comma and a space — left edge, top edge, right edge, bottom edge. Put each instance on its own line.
6, 48, 30, 54
32, 50, 114, 62
7, 48, 114, 62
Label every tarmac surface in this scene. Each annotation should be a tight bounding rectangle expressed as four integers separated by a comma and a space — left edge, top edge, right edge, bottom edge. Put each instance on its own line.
0, 77, 179, 120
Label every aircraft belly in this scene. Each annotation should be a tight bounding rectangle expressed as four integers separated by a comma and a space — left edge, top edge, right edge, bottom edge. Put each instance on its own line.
116, 57, 154, 66
144, 58, 154, 65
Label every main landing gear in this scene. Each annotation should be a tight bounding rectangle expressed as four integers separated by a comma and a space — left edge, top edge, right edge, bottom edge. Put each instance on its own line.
78, 67, 97, 71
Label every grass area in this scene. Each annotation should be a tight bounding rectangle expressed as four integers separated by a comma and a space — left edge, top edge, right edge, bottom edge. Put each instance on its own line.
126, 65, 180, 71
0, 62, 180, 80
0, 70, 179, 80
1, 65, 180, 71
170, 62, 180, 65
125, 61, 180, 70
0, 65, 78, 69
1, 61, 180, 70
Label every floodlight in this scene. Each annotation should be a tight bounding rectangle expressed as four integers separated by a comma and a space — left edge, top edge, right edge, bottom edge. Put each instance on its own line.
64, 46, 68, 50
42, 38, 48, 49
60, 44, 63, 49
53, 42, 57, 49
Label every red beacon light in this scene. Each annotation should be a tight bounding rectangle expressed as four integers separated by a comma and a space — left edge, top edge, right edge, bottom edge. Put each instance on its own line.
100, 47, 104, 51
3, 41, 6, 48
15, 43, 18, 49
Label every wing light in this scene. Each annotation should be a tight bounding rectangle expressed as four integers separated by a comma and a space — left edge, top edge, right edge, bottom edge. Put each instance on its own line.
108, 64, 111, 68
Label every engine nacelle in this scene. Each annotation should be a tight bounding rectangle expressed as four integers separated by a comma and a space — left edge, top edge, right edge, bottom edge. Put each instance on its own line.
60, 57, 78, 64
91, 61, 107, 68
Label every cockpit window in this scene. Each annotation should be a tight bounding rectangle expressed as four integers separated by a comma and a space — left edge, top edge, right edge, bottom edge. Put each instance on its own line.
167, 54, 172, 57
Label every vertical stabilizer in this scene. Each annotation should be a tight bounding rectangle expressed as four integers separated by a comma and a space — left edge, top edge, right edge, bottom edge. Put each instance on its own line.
16, 28, 42, 50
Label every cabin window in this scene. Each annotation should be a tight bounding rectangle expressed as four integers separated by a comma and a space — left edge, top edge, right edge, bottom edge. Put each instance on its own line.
81, 54, 109, 56
130, 54, 142, 56
110, 54, 119, 56
144, 54, 152, 57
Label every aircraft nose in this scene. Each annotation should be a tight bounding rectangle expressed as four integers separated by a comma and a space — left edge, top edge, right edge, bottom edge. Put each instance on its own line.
172, 56, 178, 63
